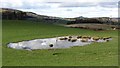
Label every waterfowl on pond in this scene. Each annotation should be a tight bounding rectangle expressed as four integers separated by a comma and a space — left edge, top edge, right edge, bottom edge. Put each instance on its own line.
68, 36, 72, 38
59, 37, 68, 40
81, 39, 88, 42
77, 36, 82, 39
7, 35, 112, 50
68, 38, 71, 41
70, 39, 77, 42
82, 36, 88, 39
106, 40, 109, 42
93, 37, 100, 41
49, 44, 53, 47
87, 36, 92, 39
103, 37, 110, 40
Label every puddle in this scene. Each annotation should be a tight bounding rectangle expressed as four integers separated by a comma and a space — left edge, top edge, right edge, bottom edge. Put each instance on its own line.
7, 36, 112, 50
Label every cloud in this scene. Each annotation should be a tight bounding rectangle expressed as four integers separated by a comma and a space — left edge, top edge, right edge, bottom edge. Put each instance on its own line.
59, 2, 118, 8
59, 2, 97, 7
66, 9, 72, 11
1, 0, 118, 8
44, 2, 62, 3
118, 1, 120, 8
1, 1, 51, 9
21, 2, 51, 9
43, 0, 119, 3
99, 2, 118, 8
0, 0, 118, 18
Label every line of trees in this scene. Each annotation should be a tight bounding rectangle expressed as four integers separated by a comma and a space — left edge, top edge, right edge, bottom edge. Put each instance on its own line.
2, 11, 26, 20
67, 18, 103, 25
66, 18, 119, 25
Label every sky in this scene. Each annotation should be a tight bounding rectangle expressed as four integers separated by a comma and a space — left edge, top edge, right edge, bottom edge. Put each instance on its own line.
0, 0, 119, 18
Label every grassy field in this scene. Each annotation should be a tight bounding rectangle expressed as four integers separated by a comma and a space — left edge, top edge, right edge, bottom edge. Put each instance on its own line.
0, 20, 2, 67
2, 20, 118, 66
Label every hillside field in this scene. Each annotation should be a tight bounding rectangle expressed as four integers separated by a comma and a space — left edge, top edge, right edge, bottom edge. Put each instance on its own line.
2, 20, 118, 66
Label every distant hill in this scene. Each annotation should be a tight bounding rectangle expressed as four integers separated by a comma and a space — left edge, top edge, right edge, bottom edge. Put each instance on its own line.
65, 17, 119, 25
1, 8, 68, 24
1, 8, 119, 25
1, 8, 61, 20
1, 8, 26, 20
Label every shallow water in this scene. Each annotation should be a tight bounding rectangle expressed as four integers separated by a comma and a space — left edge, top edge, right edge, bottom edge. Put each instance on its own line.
7, 36, 112, 50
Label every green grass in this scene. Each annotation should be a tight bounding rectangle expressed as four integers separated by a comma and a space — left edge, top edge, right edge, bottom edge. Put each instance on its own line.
0, 20, 2, 67
2, 20, 118, 66
0, 45, 2, 67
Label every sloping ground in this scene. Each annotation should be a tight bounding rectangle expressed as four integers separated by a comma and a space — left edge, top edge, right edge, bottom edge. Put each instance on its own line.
65, 24, 119, 30
0, 30, 1, 67
0, 46, 2, 67
2, 20, 118, 66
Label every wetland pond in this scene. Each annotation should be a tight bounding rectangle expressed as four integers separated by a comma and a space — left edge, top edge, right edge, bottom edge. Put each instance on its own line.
7, 36, 112, 50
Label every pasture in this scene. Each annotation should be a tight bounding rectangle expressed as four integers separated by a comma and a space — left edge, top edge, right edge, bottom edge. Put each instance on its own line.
65, 24, 119, 31
2, 20, 118, 66
0, 20, 2, 67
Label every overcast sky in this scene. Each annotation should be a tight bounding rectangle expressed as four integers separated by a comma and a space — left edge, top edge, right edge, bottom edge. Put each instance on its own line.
0, 0, 119, 18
